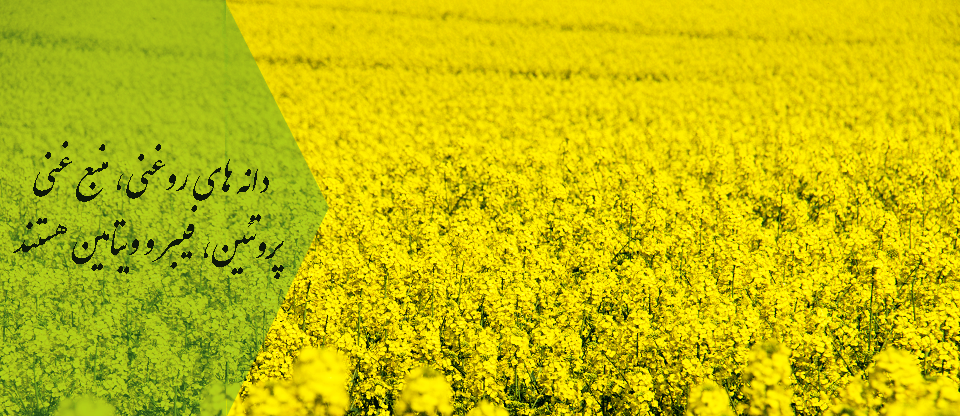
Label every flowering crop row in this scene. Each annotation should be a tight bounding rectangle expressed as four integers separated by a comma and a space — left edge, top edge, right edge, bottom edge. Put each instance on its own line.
223, 0, 960, 414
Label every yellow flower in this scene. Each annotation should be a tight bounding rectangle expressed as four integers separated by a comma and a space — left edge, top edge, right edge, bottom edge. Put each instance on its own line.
867, 347, 928, 408
465, 400, 509, 416
393, 366, 455, 416
740, 340, 794, 416
686, 379, 734, 416
53, 395, 116, 416
240, 346, 351, 416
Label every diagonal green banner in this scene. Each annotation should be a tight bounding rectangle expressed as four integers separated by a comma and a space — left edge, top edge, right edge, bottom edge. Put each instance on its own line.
0, 1, 326, 414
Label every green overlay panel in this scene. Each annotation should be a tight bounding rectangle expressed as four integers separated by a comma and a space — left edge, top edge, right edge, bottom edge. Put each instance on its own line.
0, 1, 327, 415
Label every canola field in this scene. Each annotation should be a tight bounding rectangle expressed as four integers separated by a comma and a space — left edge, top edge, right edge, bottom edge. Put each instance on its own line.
223, 0, 960, 415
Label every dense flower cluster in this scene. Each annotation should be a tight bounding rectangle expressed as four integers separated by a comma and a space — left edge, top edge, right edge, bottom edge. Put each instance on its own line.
827, 347, 960, 416
224, 0, 960, 414
52, 395, 116, 416
236, 346, 351, 416
391, 366, 455, 416
738, 342, 794, 416
686, 379, 734, 416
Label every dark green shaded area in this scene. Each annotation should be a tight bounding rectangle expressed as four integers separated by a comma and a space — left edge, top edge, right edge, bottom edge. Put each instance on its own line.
0, 1, 327, 414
